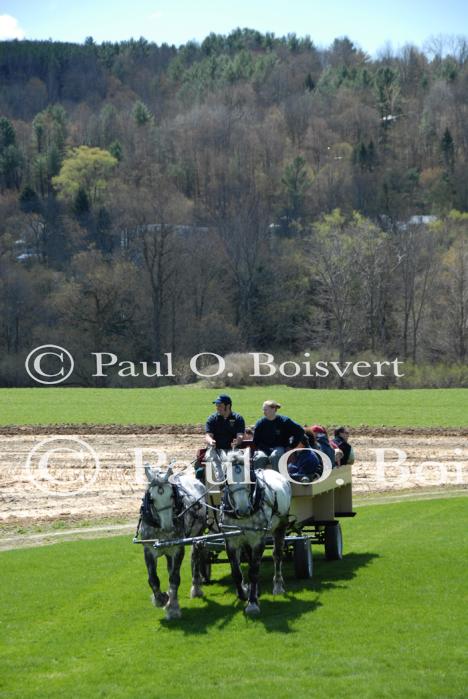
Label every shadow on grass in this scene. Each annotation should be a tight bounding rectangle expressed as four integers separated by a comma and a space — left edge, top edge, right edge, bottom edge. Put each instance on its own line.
161, 552, 379, 634
214, 551, 379, 592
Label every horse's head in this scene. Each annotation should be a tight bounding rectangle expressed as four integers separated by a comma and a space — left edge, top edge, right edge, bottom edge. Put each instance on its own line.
221, 450, 254, 518
144, 464, 176, 533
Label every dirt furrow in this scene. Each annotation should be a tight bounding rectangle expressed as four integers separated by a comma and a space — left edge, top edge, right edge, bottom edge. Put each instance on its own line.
0, 430, 466, 526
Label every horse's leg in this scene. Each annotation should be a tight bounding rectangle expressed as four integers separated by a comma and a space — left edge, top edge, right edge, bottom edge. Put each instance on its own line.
164, 547, 185, 620
272, 523, 287, 595
190, 543, 204, 598
245, 541, 265, 616
226, 541, 247, 601
144, 546, 168, 607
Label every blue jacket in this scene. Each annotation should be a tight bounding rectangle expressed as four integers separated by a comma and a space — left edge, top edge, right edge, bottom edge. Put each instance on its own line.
253, 415, 305, 452
288, 449, 323, 481
316, 434, 336, 468
205, 411, 245, 450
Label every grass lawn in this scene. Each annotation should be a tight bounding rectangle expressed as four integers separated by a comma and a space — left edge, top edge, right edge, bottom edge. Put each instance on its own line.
1, 497, 467, 699
0, 386, 467, 427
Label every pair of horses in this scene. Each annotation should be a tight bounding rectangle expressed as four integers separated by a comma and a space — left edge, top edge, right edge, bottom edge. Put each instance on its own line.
140, 448, 291, 619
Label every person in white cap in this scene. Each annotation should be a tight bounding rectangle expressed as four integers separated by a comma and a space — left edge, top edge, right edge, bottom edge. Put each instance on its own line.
253, 400, 306, 471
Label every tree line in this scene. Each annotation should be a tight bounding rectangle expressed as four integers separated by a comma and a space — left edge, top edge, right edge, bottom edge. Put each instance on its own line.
0, 30, 467, 386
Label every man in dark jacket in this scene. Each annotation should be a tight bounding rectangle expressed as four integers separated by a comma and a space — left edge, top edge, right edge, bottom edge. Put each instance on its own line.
202, 394, 245, 482
205, 394, 245, 450
253, 400, 306, 471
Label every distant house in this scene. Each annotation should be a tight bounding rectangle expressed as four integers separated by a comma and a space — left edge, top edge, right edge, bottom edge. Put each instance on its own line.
398, 215, 438, 231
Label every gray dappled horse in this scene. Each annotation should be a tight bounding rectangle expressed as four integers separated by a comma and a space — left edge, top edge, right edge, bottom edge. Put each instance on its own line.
141, 465, 207, 620
207, 447, 292, 616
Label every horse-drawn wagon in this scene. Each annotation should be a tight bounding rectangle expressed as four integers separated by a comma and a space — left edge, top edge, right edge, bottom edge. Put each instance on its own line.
195, 460, 355, 582
133, 448, 355, 617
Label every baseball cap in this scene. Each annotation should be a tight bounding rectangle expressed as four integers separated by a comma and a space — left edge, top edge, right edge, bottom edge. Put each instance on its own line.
263, 400, 281, 409
310, 424, 328, 435
213, 394, 232, 405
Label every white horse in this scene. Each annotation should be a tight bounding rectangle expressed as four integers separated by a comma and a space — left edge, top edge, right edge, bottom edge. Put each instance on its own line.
207, 448, 292, 616
140, 465, 207, 620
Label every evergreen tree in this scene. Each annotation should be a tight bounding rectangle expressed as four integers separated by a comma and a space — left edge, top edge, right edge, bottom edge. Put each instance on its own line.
279, 156, 311, 235
133, 100, 153, 126
109, 140, 123, 162
73, 187, 91, 216
19, 186, 41, 214
0, 117, 16, 149
441, 128, 455, 171
304, 73, 315, 91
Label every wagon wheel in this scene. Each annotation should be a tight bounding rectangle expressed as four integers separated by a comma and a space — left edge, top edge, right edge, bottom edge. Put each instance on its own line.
324, 523, 343, 561
293, 538, 313, 579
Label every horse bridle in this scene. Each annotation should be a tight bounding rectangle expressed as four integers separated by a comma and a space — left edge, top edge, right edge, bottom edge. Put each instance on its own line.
150, 478, 208, 526
221, 464, 261, 518
141, 480, 182, 529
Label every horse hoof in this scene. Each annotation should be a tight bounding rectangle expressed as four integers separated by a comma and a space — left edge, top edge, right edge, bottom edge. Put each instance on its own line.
237, 587, 248, 602
190, 585, 204, 599
245, 602, 260, 616
165, 606, 182, 620
272, 583, 285, 595
152, 592, 168, 608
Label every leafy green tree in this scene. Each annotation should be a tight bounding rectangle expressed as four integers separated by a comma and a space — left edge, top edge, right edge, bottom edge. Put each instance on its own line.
52, 146, 118, 206
32, 105, 67, 154
30, 105, 68, 196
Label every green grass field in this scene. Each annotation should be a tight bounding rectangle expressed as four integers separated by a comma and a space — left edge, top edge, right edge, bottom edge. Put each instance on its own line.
1, 387, 467, 427
1, 497, 467, 699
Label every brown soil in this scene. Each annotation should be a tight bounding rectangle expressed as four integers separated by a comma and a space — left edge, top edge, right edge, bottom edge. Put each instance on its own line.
0, 428, 466, 528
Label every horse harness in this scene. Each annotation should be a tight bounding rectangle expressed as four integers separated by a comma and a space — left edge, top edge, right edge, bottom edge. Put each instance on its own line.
221, 467, 278, 523
138, 479, 205, 534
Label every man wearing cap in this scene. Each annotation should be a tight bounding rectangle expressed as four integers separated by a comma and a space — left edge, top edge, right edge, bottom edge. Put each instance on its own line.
206, 394, 245, 450
253, 400, 306, 471
203, 394, 245, 481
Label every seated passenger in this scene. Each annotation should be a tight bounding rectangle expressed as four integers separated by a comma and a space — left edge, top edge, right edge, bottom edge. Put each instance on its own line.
253, 400, 306, 471
287, 438, 323, 483
243, 426, 254, 441
308, 424, 336, 468
332, 426, 355, 466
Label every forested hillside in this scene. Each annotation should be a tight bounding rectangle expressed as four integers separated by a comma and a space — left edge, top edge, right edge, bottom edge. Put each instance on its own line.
0, 31, 467, 386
